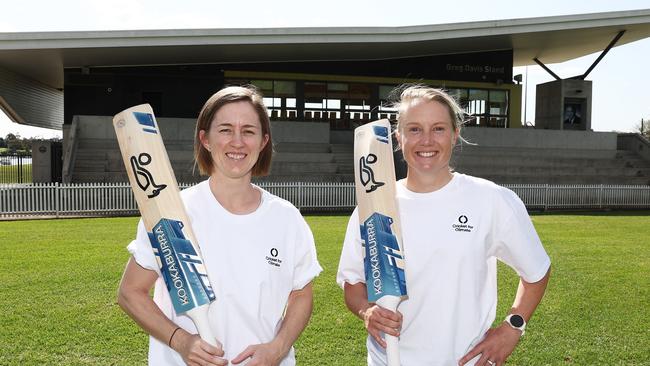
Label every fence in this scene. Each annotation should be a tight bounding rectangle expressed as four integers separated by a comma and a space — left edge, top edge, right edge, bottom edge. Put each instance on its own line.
0, 153, 32, 183
0, 182, 357, 218
1, 182, 649, 218
506, 184, 650, 210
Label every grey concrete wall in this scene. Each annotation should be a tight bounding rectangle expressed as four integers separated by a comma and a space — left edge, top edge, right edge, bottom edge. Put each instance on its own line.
75, 115, 196, 141
270, 121, 329, 143
72, 115, 619, 153
82, 118, 331, 143
535, 81, 562, 130
461, 127, 617, 150
74, 116, 331, 146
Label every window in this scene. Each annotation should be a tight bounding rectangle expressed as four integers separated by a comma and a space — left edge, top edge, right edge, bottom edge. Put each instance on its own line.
489, 90, 507, 115
251, 79, 297, 119
461, 89, 508, 127
227, 75, 511, 128
303, 81, 373, 125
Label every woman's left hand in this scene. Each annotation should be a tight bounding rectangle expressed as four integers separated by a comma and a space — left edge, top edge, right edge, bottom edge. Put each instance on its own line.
231, 342, 285, 366
458, 323, 522, 366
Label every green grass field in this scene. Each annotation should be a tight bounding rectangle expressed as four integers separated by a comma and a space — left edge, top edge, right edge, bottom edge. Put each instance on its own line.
0, 163, 32, 183
0, 213, 648, 365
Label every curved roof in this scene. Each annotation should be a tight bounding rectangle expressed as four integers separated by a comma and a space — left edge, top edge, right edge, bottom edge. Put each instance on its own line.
1, 9, 650, 89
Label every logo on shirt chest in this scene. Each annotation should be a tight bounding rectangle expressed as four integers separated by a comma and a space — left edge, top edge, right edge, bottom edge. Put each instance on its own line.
265, 247, 283, 268
451, 214, 475, 233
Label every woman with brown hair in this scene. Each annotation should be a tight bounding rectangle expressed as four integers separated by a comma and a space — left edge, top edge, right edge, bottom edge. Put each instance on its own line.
118, 86, 322, 366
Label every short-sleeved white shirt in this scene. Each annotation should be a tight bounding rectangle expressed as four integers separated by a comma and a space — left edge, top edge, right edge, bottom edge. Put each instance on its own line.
128, 179, 322, 366
337, 173, 550, 366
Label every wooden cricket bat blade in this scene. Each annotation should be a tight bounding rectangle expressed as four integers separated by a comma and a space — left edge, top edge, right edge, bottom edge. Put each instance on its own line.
354, 119, 407, 366
113, 104, 218, 346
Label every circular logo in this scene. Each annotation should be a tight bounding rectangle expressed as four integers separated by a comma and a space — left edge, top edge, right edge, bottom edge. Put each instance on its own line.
458, 215, 468, 224
270, 248, 278, 257
138, 153, 152, 165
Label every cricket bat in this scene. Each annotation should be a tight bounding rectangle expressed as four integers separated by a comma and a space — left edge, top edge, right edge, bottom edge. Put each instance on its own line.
354, 119, 407, 366
113, 104, 218, 346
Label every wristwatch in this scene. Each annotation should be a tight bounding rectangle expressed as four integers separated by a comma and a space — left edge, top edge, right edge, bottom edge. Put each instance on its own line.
504, 314, 526, 336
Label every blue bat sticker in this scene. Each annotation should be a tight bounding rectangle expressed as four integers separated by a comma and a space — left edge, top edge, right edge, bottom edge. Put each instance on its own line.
133, 111, 158, 134
373, 125, 389, 144
148, 218, 215, 314
361, 212, 407, 302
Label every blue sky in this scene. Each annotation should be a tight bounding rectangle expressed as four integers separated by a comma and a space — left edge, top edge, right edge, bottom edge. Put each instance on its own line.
1, 0, 649, 138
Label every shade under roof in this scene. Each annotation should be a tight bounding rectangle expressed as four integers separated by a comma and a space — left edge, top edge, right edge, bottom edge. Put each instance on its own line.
0, 9, 649, 89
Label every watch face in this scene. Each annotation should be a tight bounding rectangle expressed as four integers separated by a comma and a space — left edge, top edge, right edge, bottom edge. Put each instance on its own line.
510, 315, 525, 328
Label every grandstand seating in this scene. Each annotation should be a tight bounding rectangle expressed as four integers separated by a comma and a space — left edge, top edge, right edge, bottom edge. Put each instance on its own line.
66, 116, 650, 185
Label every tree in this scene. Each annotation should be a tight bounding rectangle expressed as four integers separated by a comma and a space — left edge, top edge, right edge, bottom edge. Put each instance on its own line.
4, 133, 31, 153
635, 119, 650, 139
5, 133, 20, 152
0, 137, 6, 148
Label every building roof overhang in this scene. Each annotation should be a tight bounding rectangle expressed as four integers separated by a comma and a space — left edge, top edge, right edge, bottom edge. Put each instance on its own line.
1, 9, 649, 89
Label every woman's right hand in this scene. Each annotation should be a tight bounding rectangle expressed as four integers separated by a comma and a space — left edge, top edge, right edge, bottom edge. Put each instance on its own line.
171, 330, 228, 366
361, 305, 403, 349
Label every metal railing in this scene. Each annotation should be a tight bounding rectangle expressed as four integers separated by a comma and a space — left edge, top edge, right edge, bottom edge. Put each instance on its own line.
507, 184, 650, 210
0, 153, 32, 183
1, 182, 649, 218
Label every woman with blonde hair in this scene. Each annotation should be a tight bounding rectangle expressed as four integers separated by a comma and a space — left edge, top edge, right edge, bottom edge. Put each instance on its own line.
338, 85, 550, 366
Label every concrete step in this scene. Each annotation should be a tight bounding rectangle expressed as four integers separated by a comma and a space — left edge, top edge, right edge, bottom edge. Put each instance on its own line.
255, 174, 354, 183
333, 153, 353, 163
330, 144, 353, 153
272, 152, 335, 163
458, 165, 650, 177
457, 158, 639, 171
75, 149, 113, 160
453, 157, 632, 169
274, 143, 330, 153
454, 145, 620, 159
72, 171, 204, 183
270, 162, 338, 174
170, 162, 198, 175
74, 164, 108, 172
162, 140, 194, 150
72, 172, 128, 183
69, 132, 650, 185
175, 173, 203, 184
77, 138, 120, 150
463, 173, 650, 185
166, 150, 195, 161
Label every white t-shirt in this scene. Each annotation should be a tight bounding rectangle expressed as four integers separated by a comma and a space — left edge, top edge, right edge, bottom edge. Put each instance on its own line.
337, 173, 551, 366
128, 179, 322, 366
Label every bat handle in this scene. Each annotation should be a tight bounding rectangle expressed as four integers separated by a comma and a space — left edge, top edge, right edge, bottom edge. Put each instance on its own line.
187, 304, 220, 348
385, 334, 400, 366
376, 295, 402, 366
